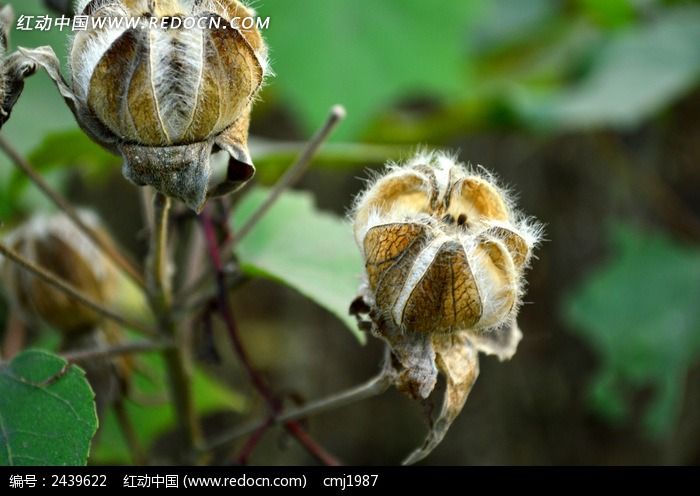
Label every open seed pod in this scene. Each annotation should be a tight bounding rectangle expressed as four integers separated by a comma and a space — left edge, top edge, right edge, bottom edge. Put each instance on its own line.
0, 211, 119, 335
0, 4, 37, 127
351, 151, 542, 464
21, 0, 270, 211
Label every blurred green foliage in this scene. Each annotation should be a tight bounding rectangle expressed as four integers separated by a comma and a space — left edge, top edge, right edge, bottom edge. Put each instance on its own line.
0, 350, 97, 466
566, 226, 700, 435
91, 352, 247, 464
232, 187, 365, 342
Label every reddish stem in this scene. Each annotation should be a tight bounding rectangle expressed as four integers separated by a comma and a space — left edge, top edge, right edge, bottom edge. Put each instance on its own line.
200, 208, 341, 466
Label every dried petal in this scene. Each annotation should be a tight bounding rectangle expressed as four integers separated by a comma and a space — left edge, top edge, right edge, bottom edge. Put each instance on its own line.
402, 333, 479, 465
0, 6, 37, 127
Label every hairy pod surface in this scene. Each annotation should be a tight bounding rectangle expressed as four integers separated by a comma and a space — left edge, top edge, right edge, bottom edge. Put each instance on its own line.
22, 0, 269, 211
353, 151, 540, 338
0, 211, 119, 335
351, 151, 542, 464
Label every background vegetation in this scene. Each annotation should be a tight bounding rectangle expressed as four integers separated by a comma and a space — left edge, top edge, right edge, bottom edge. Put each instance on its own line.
1, 0, 700, 464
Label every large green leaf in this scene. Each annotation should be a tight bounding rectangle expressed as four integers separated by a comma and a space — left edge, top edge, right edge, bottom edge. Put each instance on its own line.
519, 6, 700, 129
258, 0, 477, 139
232, 188, 365, 342
565, 225, 700, 435
0, 349, 98, 465
90, 352, 247, 464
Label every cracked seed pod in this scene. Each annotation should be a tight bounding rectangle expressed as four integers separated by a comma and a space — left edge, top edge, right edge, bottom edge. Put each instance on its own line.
0, 5, 36, 127
351, 151, 542, 464
21, 0, 269, 211
0, 211, 119, 335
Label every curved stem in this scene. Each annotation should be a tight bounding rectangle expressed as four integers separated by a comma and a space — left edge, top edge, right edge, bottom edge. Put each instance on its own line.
233, 105, 346, 247
0, 240, 156, 336
0, 135, 146, 289
204, 369, 392, 452
61, 339, 172, 363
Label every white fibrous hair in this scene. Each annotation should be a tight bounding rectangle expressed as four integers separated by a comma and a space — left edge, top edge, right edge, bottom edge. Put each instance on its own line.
70, 0, 270, 109
352, 150, 543, 337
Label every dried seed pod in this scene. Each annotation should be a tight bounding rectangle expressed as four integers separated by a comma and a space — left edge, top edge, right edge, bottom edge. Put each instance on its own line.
0, 211, 119, 335
21, 0, 270, 211
351, 151, 542, 464
353, 151, 540, 338
0, 5, 36, 127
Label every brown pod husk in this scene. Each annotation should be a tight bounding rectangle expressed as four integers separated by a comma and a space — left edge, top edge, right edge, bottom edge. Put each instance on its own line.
20, 0, 269, 211
351, 151, 543, 464
0, 211, 119, 335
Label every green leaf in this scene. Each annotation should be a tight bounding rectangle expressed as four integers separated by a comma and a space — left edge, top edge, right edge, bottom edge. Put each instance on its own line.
27, 129, 120, 180
0, 350, 98, 466
564, 225, 700, 435
89, 352, 247, 464
258, 0, 477, 139
232, 188, 365, 342
519, 6, 700, 129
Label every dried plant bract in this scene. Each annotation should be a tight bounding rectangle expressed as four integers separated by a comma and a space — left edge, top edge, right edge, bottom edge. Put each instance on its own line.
351, 151, 542, 463
20, 0, 270, 211
0, 4, 37, 127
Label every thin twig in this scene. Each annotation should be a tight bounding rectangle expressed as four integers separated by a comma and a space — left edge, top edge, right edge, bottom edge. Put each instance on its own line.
204, 370, 391, 452
61, 339, 172, 363
0, 240, 157, 336
200, 210, 344, 465
147, 193, 204, 458
178, 105, 348, 300
0, 135, 146, 289
235, 419, 273, 465
114, 400, 147, 465
233, 105, 346, 247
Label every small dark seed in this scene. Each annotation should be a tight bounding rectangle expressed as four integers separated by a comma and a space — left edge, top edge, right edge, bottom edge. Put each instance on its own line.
442, 214, 454, 224
457, 214, 467, 226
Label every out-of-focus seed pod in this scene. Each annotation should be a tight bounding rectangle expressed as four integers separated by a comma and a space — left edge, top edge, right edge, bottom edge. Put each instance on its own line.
0, 211, 119, 335
351, 151, 542, 464
0, 5, 36, 127
21, 0, 270, 211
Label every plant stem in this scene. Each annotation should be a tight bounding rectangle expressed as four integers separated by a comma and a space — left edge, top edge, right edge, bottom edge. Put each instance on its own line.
205, 369, 391, 451
233, 104, 346, 247
200, 211, 343, 465
0, 135, 146, 289
0, 240, 157, 336
61, 339, 172, 363
147, 193, 203, 459
180, 104, 348, 299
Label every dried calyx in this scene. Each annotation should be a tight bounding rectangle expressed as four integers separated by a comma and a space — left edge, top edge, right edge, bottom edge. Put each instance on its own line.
20, 0, 270, 211
351, 151, 542, 464
0, 5, 37, 128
